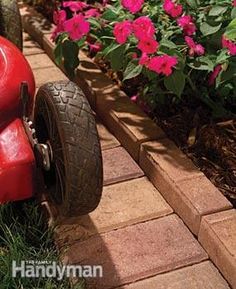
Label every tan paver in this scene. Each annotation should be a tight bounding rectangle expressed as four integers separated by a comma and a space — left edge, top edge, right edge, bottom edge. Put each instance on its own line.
118, 261, 230, 289
77, 52, 127, 109
26, 53, 55, 70
21, 4, 55, 46
140, 139, 232, 235
99, 97, 165, 161
33, 67, 68, 88
55, 177, 172, 247
178, 176, 232, 235
23, 32, 44, 56
103, 147, 144, 185
63, 214, 207, 289
199, 210, 236, 289
96, 119, 120, 150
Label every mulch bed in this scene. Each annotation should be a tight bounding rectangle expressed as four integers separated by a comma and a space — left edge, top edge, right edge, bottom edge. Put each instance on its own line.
95, 57, 236, 207
153, 103, 236, 207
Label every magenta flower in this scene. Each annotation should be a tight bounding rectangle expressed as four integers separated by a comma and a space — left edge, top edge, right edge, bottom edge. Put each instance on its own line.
163, 0, 183, 18
63, 1, 87, 12
137, 37, 159, 54
132, 16, 155, 40
139, 52, 150, 66
131, 95, 138, 103
233, 0, 236, 6
64, 14, 90, 40
84, 8, 101, 18
177, 15, 196, 36
185, 36, 205, 56
88, 42, 102, 53
121, 0, 144, 14
51, 10, 66, 41
208, 65, 222, 86
222, 35, 236, 56
148, 55, 178, 76
113, 20, 133, 44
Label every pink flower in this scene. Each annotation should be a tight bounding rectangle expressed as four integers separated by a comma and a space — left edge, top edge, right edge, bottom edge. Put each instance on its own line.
88, 42, 102, 53
222, 35, 236, 56
113, 20, 132, 44
64, 14, 90, 40
139, 52, 150, 66
163, 0, 183, 18
131, 95, 138, 102
51, 10, 66, 41
177, 15, 196, 36
63, 1, 87, 12
137, 37, 159, 54
233, 0, 236, 6
85, 8, 101, 18
148, 55, 178, 76
185, 36, 205, 56
132, 52, 138, 59
103, 0, 109, 5
132, 16, 155, 40
208, 65, 222, 86
121, 0, 144, 14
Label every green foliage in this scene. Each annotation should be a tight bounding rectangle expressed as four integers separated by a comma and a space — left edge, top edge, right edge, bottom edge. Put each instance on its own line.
52, 0, 236, 117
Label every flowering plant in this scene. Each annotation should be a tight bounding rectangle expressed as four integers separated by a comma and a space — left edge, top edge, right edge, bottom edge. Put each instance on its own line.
53, 0, 236, 117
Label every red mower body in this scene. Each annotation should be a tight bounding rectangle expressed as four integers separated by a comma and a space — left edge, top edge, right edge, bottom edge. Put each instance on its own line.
0, 37, 36, 203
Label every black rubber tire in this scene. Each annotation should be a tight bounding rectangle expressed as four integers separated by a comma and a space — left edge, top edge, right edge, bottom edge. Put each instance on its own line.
0, 0, 23, 50
34, 81, 103, 217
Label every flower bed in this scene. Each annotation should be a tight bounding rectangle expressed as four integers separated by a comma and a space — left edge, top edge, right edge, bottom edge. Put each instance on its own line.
25, 0, 236, 204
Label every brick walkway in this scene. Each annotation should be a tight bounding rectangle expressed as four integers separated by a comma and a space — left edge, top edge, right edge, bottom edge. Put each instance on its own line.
23, 32, 231, 289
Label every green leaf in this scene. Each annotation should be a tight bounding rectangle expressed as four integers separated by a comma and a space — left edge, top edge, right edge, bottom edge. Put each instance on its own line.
103, 42, 121, 57
160, 39, 177, 49
102, 8, 119, 21
231, 7, 236, 19
216, 49, 230, 64
62, 40, 80, 78
209, 6, 228, 17
54, 44, 63, 66
109, 45, 126, 71
123, 61, 143, 81
188, 56, 214, 71
186, 0, 198, 8
164, 70, 186, 97
200, 22, 222, 36
225, 19, 236, 41
88, 18, 101, 29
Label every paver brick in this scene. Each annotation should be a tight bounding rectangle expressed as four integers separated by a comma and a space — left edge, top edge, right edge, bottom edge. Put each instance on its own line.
55, 177, 172, 247
76, 52, 126, 109
23, 32, 44, 56
103, 147, 144, 185
96, 119, 120, 150
199, 210, 236, 289
118, 261, 230, 289
21, 4, 55, 46
139, 139, 232, 235
26, 53, 55, 70
63, 214, 207, 289
33, 67, 68, 88
99, 97, 165, 161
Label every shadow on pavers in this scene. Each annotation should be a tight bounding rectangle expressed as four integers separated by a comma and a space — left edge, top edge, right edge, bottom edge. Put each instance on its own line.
19, 2, 54, 34
55, 214, 122, 289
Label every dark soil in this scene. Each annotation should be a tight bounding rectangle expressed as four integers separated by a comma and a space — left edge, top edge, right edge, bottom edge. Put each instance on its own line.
95, 57, 236, 207
153, 101, 236, 207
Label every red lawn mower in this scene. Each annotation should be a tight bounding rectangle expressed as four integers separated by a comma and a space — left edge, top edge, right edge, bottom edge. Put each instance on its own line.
0, 0, 103, 217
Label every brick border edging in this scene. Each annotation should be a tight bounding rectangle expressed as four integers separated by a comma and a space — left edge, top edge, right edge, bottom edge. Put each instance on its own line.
20, 4, 236, 288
